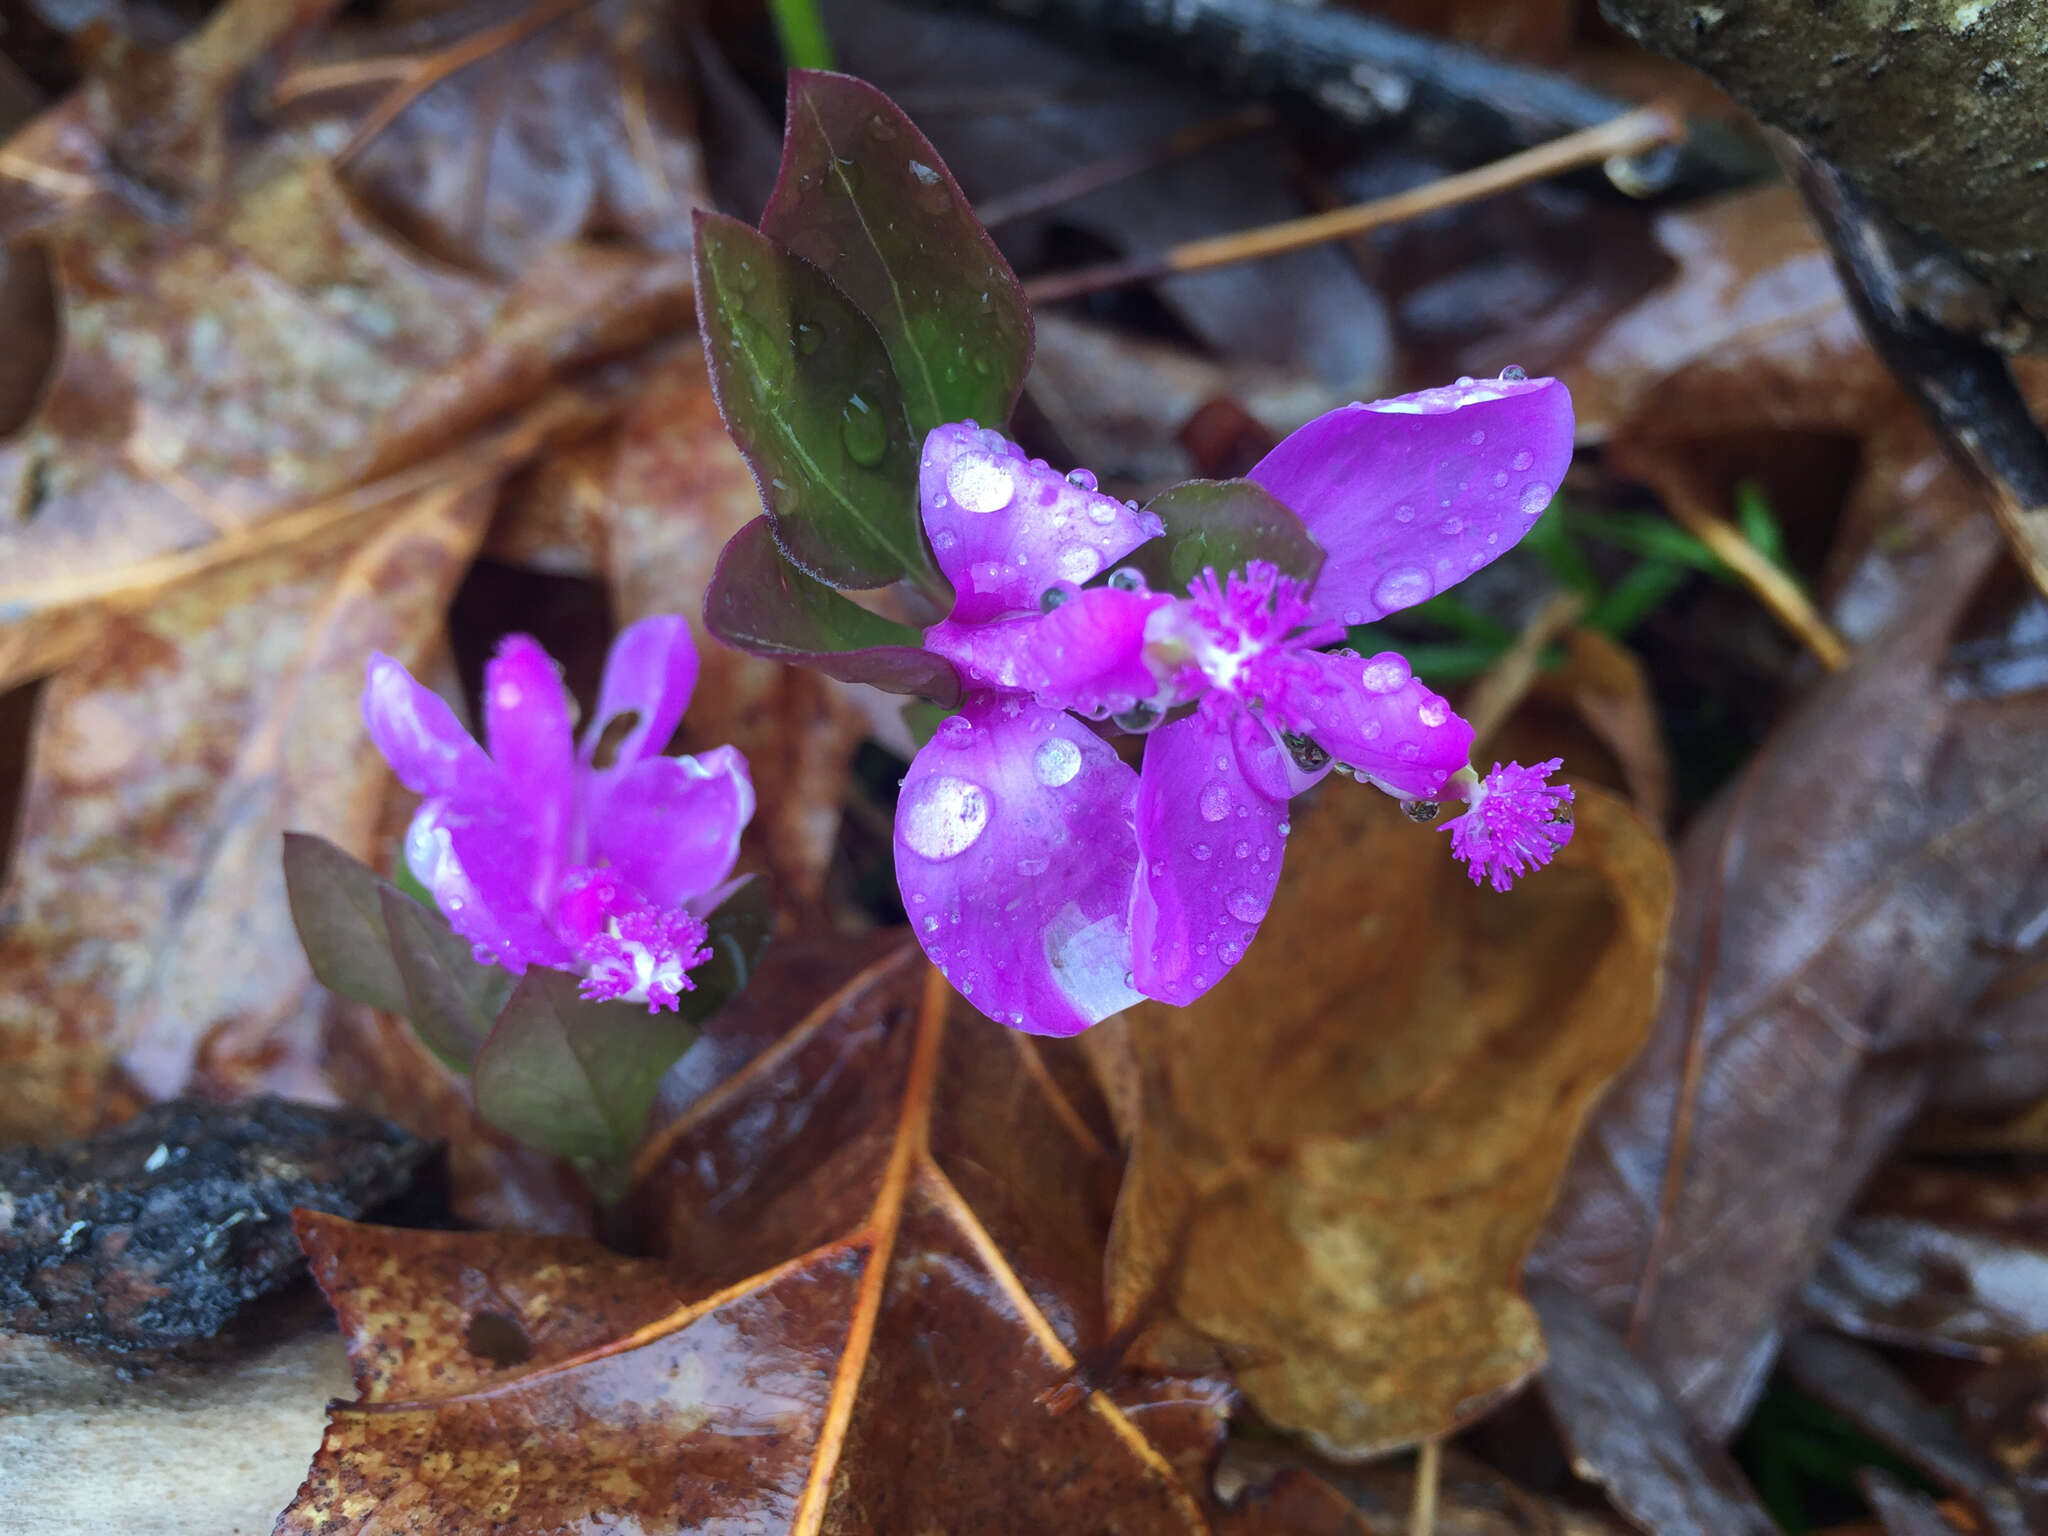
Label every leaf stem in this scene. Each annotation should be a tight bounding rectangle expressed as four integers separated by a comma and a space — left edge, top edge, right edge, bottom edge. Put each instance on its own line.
768, 0, 836, 70
1022, 103, 1684, 304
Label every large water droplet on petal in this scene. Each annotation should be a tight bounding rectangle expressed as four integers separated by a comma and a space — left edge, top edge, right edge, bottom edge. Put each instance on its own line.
1372, 566, 1431, 612
1058, 545, 1102, 582
900, 774, 990, 860
947, 452, 1015, 513
1227, 889, 1268, 923
1065, 466, 1098, 491
1192, 842, 1213, 861
1511, 448, 1534, 471
1198, 781, 1232, 822
1519, 482, 1553, 516
1360, 653, 1411, 693
1032, 736, 1082, 787
1418, 696, 1448, 727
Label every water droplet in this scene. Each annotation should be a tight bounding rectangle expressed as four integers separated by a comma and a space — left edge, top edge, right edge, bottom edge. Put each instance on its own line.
1519, 482, 1552, 516
1227, 889, 1267, 923
1085, 498, 1117, 526
1108, 567, 1147, 593
1343, 608, 1363, 625
793, 321, 822, 356
1278, 821, 1291, 836
1500, 363, 1528, 382
922, 914, 939, 933
1112, 700, 1161, 733
934, 530, 956, 550
1401, 799, 1441, 823
1440, 516, 1463, 536
1372, 566, 1431, 611
1221, 942, 1244, 965
1394, 503, 1415, 523
1198, 782, 1232, 822
947, 453, 1015, 514
1234, 841, 1250, 859
1469, 429, 1486, 446
1417, 696, 1448, 727
840, 394, 887, 467
1065, 466, 1098, 491
1032, 736, 1082, 787
1016, 856, 1049, 876
734, 259, 757, 293
900, 775, 989, 860
1360, 653, 1411, 693
1396, 741, 1420, 762
1058, 546, 1101, 582
1362, 721, 1382, 740
1281, 731, 1329, 772
866, 113, 898, 141
1040, 585, 1071, 613
1491, 471, 1509, 488
1193, 842, 1212, 861
1511, 449, 1534, 471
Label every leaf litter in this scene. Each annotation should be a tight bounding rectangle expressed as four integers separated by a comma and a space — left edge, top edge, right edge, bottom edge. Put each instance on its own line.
4, 0, 2048, 1533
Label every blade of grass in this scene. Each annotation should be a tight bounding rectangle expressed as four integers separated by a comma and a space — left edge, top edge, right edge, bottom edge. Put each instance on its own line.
768, 0, 835, 70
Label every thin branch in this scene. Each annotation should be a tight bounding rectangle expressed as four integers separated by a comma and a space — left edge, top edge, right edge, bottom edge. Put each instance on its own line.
1023, 103, 1683, 305
1463, 591, 1587, 754
1409, 1439, 1441, 1536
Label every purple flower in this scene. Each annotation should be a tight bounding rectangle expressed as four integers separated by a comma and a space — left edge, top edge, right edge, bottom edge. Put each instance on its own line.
896, 373, 1577, 1036
362, 616, 754, 1012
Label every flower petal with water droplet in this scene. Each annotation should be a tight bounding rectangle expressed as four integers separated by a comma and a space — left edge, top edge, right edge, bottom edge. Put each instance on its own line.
895, 694, 1142, 1035
1274, 650, 1473, 801
1131, 703, 1288, 1007
1246, 376, 1573, 624
578, 615, 700, 778
919, 422, 1162, 624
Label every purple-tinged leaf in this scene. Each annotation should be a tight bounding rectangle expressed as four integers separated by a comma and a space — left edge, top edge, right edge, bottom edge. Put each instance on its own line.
379, 885, 514, 1073
761, 71, 1032, 435
1127, 479, 1325, 599
283, 832, 408, 1019
472, 879, 774, 1165
694, 211, 938, 594
705, 516, 963, 705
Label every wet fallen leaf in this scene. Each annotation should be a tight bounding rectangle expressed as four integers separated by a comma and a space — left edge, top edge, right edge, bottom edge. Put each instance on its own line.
1529, 1280, 1779, 1535
1535, 521, 2048, 1437
277, 943, 1231, 1533
1103, 780, 1673, 1457
1859, 1470, 1975, 1536
1802, 1163, 2048, 1362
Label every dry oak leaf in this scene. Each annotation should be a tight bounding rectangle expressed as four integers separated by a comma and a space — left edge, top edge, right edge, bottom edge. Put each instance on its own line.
279, 945, 1230, 1534
1104, 781, 1674, 1459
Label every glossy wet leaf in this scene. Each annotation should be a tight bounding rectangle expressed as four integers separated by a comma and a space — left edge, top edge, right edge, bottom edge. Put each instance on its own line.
470, 879, 774, 1166
1536, 522, 2048, 1437
694, 211, 936, 593
1104, 781, 1673, 1457
279, 945, 1228, 1533
379, 886, 513, 1074
1126, 479, 1326, 597
759, 69, 1032, 435
705, 516, 964, 704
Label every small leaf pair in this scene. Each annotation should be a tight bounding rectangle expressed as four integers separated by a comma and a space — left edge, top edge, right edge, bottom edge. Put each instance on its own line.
284, 833, 771, 1172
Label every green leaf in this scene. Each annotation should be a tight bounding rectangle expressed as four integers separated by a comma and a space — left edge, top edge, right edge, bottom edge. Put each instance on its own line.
767, 0, 834, 69
282, 832, 407, 1018
705, 516, 963, 705
1734, 480, 1792, 571
470, 880, 775, 1166
379, 886, 513, 1073
1569, 508, 1728, 574
694, 211, 938, 594
1522, 500, 1603, 597
1127, 479, 1325, 596
1587, 558, 1690, 637
760, 71, 1033, 436
1405, 593, 1513, 646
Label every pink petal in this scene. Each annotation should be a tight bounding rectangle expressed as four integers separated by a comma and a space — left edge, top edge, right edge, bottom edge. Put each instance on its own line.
920, 423, 1162, 625
1248, 375, 1574, 625
483, 634, 579, 893
362, 653, 497, 803
896, 694, 1142, 1036
923, 587, 1169, 715
403, 803, 571, 973
1276, 649, 1473, 801
588, 746, 755, 910
582, 614, 700, 771
1130, 702, 1289, 1007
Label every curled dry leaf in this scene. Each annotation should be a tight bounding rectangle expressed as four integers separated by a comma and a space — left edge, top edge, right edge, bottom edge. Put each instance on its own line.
277, 943, 1231, 1534
1535, 521, 2048, 1437
1103, 781, 1674, 1458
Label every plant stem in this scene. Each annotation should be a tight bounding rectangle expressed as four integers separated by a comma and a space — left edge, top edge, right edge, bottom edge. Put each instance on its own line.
769, 0, 837, 70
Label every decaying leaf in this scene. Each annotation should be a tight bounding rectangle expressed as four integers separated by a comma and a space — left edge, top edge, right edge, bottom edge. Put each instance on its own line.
1536, 520, 2048, 1436
1529, 1281, 1778, 1536
1103, 781, 1673, 1458
0, 1096, 424, 1352
278, 944, 1229, 1533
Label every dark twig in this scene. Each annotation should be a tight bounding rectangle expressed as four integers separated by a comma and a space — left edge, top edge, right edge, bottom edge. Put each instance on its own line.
1790, 142, 2048, 598
928, 0, 1761, 197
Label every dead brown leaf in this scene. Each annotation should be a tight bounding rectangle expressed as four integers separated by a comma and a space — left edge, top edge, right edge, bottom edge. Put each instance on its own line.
1535, 520, 2048, 1437
278, 945, 1231, 1533
1102, 781, 1673, 1458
